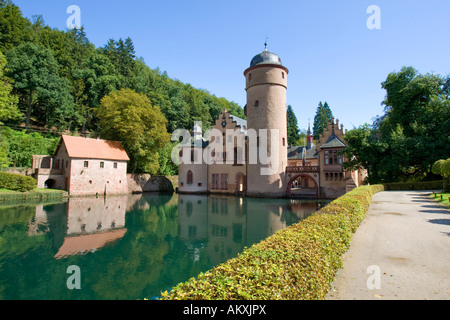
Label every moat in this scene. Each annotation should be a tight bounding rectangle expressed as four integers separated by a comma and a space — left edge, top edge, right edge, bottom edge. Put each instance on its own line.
0, 193, 329, 300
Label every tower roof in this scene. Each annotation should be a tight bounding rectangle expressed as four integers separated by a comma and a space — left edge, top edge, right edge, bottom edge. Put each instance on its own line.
249, 49, 282, 67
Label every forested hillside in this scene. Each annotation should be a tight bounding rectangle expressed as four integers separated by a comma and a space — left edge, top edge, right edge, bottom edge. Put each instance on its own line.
0, 0, 245, 174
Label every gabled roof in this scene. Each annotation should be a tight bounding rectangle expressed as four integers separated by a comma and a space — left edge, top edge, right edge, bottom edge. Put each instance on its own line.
56, 135, 130, 161
229, 114, 247, 135
287, 145, 318, 159
320, 134, 346, 149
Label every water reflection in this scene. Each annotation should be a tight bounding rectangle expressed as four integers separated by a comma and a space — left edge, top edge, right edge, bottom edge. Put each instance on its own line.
0, 194, 328, 300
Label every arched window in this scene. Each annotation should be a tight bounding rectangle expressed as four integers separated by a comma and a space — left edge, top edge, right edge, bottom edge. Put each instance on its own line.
187, 170, 193, 185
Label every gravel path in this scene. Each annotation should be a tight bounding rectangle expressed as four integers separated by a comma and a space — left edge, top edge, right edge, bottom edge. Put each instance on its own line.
326, 191, 450, 300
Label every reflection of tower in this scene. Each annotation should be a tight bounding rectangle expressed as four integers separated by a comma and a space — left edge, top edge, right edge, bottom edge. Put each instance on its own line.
244, 46, 289, 197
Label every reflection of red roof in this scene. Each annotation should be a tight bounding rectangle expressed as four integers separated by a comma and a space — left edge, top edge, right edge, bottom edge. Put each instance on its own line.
54, 228, 127, 259
60, 135, 129, 161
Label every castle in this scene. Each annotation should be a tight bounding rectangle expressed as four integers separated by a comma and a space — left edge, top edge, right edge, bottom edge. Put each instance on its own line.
178, 47, 367, 198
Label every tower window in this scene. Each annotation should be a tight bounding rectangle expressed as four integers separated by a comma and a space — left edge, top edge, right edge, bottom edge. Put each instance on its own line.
187, 170, 193, 185
282, 138, 286, 146
248, 73, 252, 81
254, 100, 259, 107
282, 72, 285, 79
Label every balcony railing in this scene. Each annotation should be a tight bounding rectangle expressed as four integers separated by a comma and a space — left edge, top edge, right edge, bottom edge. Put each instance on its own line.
286, 166, 319, 174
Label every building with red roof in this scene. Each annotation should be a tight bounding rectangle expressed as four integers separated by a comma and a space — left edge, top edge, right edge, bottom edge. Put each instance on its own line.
32, 135, 129, 196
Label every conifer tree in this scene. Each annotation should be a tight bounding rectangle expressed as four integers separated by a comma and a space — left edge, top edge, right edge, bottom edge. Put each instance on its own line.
313, 101, 333, 140
286, 105, 300, 146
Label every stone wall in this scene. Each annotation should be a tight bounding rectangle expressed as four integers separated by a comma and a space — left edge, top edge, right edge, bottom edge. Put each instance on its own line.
127, 174, 177, 193
68, 158, 128, 196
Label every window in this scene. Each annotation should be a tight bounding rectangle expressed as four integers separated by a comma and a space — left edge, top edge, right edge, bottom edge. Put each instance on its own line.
248, 73, 252, 81
220, 174, 228, 190
186, 202, 193, 216
324, 149, 342, 165
234, 147, 243, 165
188, 225, 197, 238
84, 161, 89, 168
212, 174, 219, 189
100, 162, 104, 168
282, 72, 285, 79
254, 100, 259, 107
187, 170, 193, 185
114, 162, 118, 169
282, 138, 286, 146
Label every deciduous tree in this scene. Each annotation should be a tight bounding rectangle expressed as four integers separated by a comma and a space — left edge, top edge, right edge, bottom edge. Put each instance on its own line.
96, 88, 170, 174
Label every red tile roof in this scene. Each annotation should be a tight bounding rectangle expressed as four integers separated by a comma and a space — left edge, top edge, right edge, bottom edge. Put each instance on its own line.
60, 135, 130, 161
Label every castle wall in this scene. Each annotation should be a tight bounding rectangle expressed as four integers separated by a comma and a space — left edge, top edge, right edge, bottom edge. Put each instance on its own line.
178, 146, 208, 194
207, 110, 247, 195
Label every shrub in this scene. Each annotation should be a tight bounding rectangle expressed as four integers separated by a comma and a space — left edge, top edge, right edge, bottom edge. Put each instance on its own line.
161, 185, 384, 300
0, 172, 36, 192
382, 180, 442, 191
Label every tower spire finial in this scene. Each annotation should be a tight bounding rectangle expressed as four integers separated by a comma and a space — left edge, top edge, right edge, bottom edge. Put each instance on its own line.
264, 34, 268, 51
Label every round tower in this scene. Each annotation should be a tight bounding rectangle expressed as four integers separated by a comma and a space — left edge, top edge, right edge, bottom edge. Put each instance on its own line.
244, 47, 289, 197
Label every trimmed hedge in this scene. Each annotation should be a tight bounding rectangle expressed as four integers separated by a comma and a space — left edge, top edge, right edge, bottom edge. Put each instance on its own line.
382, 180, 442, 191
0, 172, 37, 192
161, 184, 385, 300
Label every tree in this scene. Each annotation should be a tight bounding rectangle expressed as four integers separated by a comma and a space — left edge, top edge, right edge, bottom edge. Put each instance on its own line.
6, 43, 75, 129
380, 67, 450, 180
0, 126, 58, 167
73, 50, 120, 133
342, 124, 386, 184
0, 51, 20, 124
0, 0, 34, 52
95, 89, 170, 174
344, 67, 450, 184
286, 105, 300, 146
313, 101, 333, 140
101, 37, 136, 89
432, 159, 450, 191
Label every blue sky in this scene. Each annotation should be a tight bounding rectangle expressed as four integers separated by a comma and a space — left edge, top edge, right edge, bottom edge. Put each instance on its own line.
14, 0, 450, 131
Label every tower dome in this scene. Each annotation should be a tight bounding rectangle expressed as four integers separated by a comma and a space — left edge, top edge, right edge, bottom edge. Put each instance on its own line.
249, 49, 282, 67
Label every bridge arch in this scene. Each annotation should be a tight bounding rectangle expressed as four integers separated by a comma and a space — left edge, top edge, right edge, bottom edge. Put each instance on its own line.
286, 173, 319, 198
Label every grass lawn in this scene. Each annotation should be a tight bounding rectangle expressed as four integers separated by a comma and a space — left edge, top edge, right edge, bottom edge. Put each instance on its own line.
430, 192, 450, 207
0, 188, 15, 193
0, 188, 65, 194
0, 188, 68, 203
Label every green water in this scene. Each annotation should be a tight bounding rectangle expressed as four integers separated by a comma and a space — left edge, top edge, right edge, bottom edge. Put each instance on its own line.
0, 193, 327, 300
